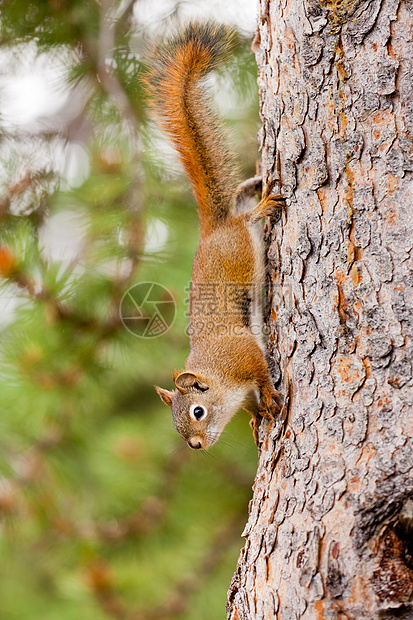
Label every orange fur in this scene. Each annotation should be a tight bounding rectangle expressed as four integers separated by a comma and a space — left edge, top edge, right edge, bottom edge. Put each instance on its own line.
143, 22, 239, 236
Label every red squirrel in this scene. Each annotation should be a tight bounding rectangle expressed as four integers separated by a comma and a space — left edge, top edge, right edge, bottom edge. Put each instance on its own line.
144, 22, 284, 449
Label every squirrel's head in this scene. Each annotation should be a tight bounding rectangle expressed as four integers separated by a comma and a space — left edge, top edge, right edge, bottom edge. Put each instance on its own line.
155, 371, 235, 449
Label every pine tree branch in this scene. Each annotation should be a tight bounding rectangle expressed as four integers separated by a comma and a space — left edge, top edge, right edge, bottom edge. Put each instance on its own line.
96, 0, 141, 133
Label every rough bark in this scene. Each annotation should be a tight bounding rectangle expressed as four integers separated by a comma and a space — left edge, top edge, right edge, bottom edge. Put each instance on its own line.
227, 0, 413, 618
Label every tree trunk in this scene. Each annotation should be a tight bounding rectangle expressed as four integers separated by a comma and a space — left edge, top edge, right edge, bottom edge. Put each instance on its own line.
227, 0, 413, 617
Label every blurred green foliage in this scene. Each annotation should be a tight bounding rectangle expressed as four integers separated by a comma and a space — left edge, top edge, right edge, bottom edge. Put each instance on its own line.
0, 1, 261, 618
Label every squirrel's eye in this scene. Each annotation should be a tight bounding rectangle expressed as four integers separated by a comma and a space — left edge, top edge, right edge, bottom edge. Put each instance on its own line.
194, 406, 204, 420
190, 404, 207, 421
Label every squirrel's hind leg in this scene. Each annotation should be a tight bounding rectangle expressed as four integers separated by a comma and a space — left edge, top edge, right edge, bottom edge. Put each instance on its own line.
246, 187, 285, 225
234, 176, 262, 215
233, 177, 284, 223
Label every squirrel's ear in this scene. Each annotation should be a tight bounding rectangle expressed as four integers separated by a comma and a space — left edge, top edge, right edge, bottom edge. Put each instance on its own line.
155, 386, 174, 407
174, 372, 209, 394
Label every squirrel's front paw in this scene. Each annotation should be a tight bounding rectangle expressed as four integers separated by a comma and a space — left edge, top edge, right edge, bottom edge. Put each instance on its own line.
249, 412, 263, 445
249, 390, 283, 445
260, 389, 283, 420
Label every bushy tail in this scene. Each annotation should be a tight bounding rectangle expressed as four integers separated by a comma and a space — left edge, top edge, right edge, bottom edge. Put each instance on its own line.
143, 22, 239, 235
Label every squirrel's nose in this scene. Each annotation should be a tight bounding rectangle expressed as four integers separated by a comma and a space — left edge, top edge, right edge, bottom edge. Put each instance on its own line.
187, 436, 204, 449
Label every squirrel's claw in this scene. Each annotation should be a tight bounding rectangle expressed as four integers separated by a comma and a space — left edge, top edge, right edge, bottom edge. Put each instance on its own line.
249, 413, 263, 445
